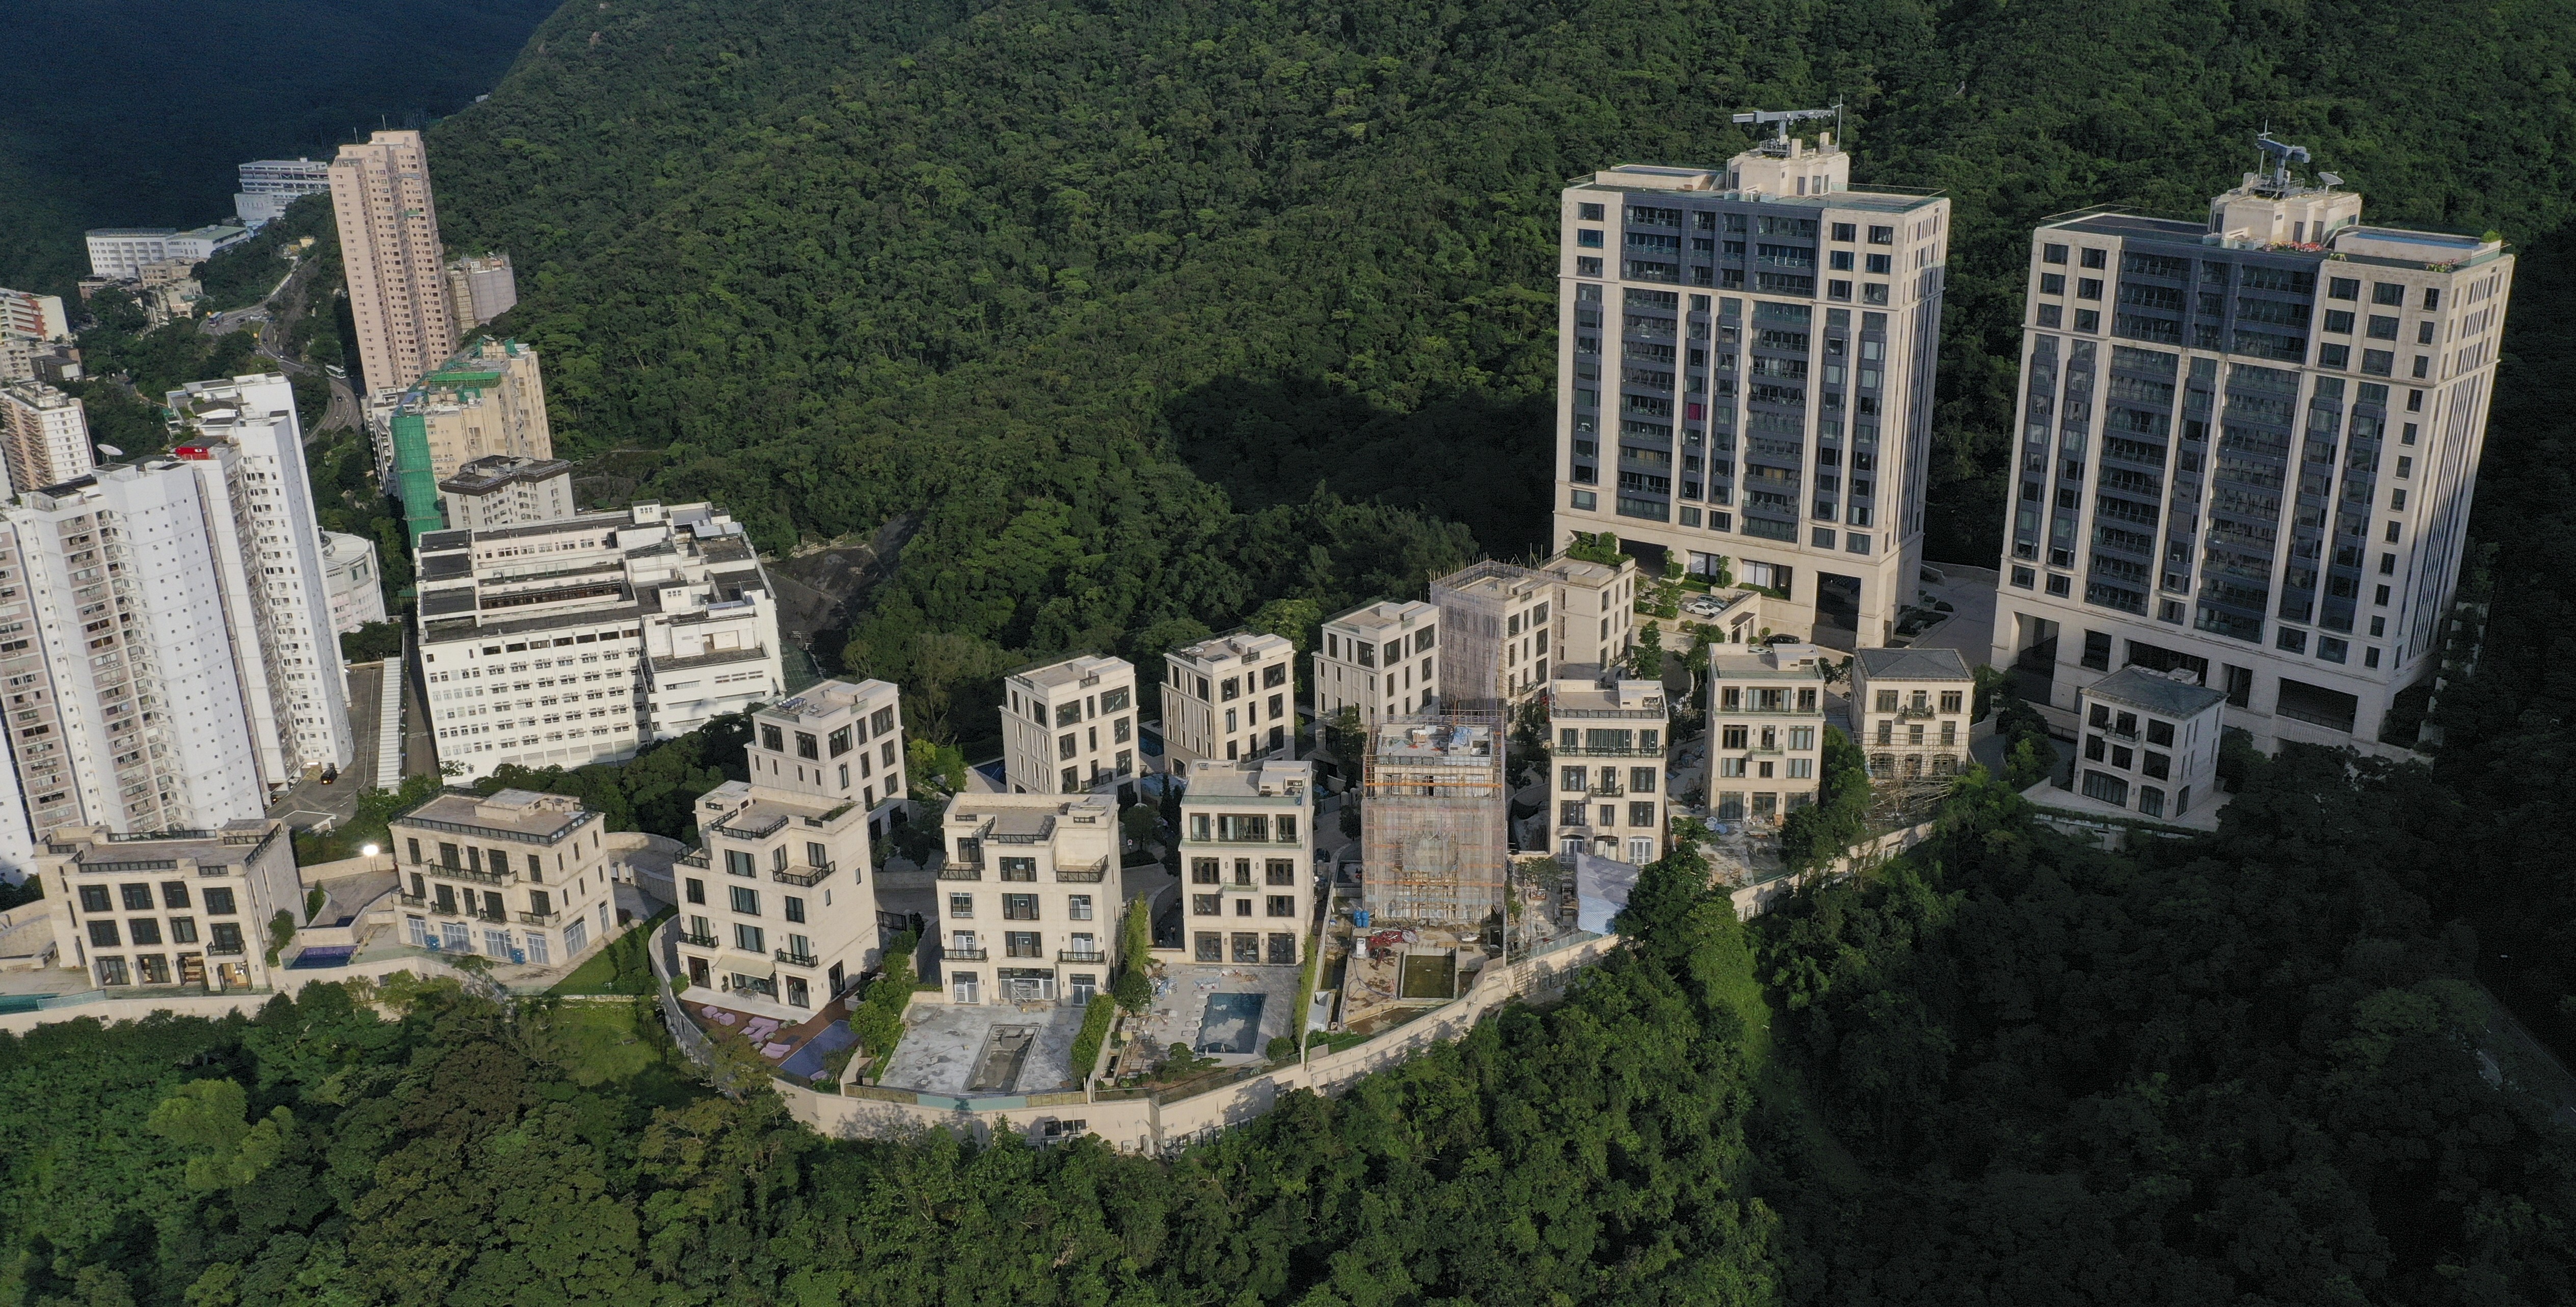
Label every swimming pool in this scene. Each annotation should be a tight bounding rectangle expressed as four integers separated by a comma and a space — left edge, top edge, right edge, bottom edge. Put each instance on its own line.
1195, 992, 1266, 1054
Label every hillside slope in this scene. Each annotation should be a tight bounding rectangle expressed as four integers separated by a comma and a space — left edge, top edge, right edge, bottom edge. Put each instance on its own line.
0, 0, 557, 295
424, 0, 2576, 743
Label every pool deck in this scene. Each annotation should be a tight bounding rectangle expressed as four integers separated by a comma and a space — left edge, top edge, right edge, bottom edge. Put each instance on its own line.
1128, 960, 1305, 1068
876, 1000, 1085, 1096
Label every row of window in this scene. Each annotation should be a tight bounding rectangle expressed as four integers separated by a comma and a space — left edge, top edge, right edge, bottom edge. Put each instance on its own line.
1870, 689, 1966, 713
1558, 800, 1659, 829
683, 878, 817, 921
1874, 721, 1959, 747
1711, 791, 1813, 820
1191, 894, 1299, 918
944, 892, 1097, 920
84, 916, 243, 951
73, 881, 235, 915
1189, 857, 1298, 886
1183, 812, 1301, 843
1557, 766, 1660, 794
1193, 932, 1299, 964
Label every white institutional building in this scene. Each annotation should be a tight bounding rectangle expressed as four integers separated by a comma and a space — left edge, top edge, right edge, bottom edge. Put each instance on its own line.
414, 501, 784, 779
234, 158, 333, 228
1551, 122, 1951, 646
1986, 139, 2515, 747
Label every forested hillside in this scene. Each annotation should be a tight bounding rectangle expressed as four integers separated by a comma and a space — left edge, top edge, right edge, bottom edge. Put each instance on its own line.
7, 758, 2567, 1304
419, 0, 2576, 740
0, 0, 557, 296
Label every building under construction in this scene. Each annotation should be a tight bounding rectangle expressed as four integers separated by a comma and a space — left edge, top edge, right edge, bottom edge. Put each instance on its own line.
1360, 712, 1508, 926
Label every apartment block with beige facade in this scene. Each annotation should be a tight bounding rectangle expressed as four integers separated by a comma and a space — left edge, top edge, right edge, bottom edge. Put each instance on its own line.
1547, 667, 1669, 865
1988, 143, 2515, 751
38, 819, 298, 993
1002, 654, 1137, 794
0, 380, 94, 495
1431, 551, 1639, 707
1176, 757, 1313, 965
1162, 630, 1297, 766
440, 454, 575, 532
1314, 600, 1438, 733
391, 788, 619, 968
386, 338, 554, 544
936, 792, 1120, 1006
673, 679, 900, 1010
330, 130, 455, 396
1850, 646, 1972, 781
1553, 132, 1950, 648
1706, 642, 1831, 823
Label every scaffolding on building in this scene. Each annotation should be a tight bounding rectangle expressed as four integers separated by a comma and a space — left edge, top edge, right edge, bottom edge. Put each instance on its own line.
1360, 711, 1509, 926
1430, 559, 1548, 714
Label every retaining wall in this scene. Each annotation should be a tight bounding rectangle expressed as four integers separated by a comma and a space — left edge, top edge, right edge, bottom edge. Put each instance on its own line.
757, 931, 1620, 1154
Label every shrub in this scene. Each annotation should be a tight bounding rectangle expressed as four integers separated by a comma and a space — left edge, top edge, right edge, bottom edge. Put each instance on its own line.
1069, 994, 1116, 1083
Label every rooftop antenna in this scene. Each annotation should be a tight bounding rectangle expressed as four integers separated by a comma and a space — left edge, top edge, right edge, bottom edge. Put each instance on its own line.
1733, 103, 1842, 156
2255, 130, 2311, 194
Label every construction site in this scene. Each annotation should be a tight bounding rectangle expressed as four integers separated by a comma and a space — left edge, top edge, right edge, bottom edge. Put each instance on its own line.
1358, 713, 1507, 927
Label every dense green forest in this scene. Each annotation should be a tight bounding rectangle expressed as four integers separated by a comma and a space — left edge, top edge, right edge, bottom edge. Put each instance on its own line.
7, 763, 2566, 1304
416, 0, 2576, 742
0, 0, 557, 296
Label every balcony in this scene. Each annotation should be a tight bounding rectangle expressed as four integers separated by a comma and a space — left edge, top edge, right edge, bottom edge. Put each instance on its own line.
771, 862, 834, 887
935, 861, 983, 881
1555, 743, 1665, 757
711, 812, 789, 841
943, 946, 989, 961
676, 849, 711, 870
773, 948, 819, 968
1587, 783, 1627, 799
677, 930, 719, 948
1053, 858, 1109, 883
1058, 949, 1107, 964
427, 863, 509, 887
207, 942, 245, 956
1897, 704, 1939, 719
517, 910, 560, 927
398, 892, 427, 908
470, 909, 508, 924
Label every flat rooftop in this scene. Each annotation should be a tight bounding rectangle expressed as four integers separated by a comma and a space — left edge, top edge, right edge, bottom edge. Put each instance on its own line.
49, 819, 282, 873
758, 678, 891, 724
1183, 757, 1311, 801
1009, 654, 1130, 692
943, 792, 1119, 829
1712, 643, 1833, 678
1324, 598, 1437, 634
1549, 677, 1667, 715
1577, 165, 1943, 213
393, 787, 596, 843
1173, 630, 1293, 666
1373, 720, 1496, 764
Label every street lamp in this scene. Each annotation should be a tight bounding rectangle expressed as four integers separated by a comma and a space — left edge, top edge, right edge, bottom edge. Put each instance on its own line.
361, 843, 381, 858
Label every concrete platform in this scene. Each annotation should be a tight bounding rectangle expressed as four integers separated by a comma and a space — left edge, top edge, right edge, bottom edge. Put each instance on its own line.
878, 1000, 1084, 1096
1131, 959, 1306, 1063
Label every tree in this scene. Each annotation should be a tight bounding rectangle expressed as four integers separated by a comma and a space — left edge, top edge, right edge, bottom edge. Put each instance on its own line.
1112, 895, 1153, 1011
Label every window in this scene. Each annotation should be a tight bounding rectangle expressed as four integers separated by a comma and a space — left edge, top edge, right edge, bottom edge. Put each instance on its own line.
734, 923, 765, 952
1002, 893, 1038, 920
1000, 856, 1036, 882
1833, 222, 1856, 241
2043, 243, 2068, 264
78, 884, 111, 913
1578, 202, 1604, 221
2081, 770, 2130, 806
1868, 226, 1894, 245
2080, 247, 2106, 269
729, 886, 759, 915
1267, 895, 1295, 917
1193, 894, 1221, 917
2372, 282, 2405, 306
2076, 277, 2102, 300
2328, 277, 2359, 300
121, 883, 152, 911
948, 893, 974, 918
1577, 228, 1603, 248
2081, 630, 2112, 670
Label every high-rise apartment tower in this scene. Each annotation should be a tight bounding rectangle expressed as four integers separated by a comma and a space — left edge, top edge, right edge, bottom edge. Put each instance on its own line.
329, 130, 456, 396
1987, 141, 2515, 748
0, 380, 95, 494
1553, 126, 1950, 645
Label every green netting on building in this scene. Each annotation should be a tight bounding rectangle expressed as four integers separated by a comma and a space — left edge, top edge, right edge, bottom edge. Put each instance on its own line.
389, 410, 444, 546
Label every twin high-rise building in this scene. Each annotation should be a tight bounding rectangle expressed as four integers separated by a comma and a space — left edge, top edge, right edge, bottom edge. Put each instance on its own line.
330, 130, 457, 396
1552, 130, 1950, 645
1985, 146, 2514, 747
0, 374, 354, 875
